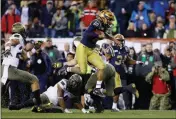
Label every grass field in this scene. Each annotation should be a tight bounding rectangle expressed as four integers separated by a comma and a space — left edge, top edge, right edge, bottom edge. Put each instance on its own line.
1, 108, 176, 118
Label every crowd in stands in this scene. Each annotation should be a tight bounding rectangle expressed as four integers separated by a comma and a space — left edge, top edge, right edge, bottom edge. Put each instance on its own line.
1, 0, 176, 41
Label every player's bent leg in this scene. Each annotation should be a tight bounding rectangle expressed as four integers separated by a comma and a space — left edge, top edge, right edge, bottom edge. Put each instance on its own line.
7, 67, 42, 110
88, 51, 105, 88
76, 43, 88, 74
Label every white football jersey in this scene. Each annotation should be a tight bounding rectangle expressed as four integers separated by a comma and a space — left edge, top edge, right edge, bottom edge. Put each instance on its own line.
44, 79, 73, 106
2, 44, 22, 67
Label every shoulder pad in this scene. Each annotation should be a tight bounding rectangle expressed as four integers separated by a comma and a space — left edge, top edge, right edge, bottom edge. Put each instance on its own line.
58, 79, 67, 90
124, 46, 129, 53
106, 46, 115, 57
91, 19, 102, 30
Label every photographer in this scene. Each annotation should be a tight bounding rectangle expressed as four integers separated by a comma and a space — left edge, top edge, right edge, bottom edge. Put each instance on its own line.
145, 61, 171, 110
30, 41, 52, 93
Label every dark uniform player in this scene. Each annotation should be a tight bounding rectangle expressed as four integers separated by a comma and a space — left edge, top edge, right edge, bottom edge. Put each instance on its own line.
84, 34, 141, 112
105, 34, 142, 110
75, 10, 119, 90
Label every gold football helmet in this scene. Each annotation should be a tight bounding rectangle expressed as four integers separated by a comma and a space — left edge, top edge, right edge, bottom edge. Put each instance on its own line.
12, 22, 27, 40
97, 10, 115, 27
114, 34, 125, 48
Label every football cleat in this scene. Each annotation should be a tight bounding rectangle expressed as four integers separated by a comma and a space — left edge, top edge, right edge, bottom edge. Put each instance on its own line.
93, 88, 106, 98
111, 108, 121, 112
8, 105, 21, 110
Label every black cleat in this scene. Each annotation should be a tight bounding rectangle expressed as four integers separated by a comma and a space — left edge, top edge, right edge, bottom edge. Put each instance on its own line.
8, 105, 21, 110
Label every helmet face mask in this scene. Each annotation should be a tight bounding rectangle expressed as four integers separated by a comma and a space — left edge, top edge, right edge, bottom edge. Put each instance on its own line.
67, 74, 82, 92
117, 39, 125, 48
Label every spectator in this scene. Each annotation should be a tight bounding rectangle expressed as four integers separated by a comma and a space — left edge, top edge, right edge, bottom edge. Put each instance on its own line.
145, 61, 171, 110
130, 1, 151, 29
1, 5, 20, 41
81, 0, 98, 29
153, 20, 165, 39
28, 0, 41, 21
2, 0, 14, 15
43, 38, 63, 63
160, 46, 172, 71
41, 0, 55, 37
4, 3, 20, 15
149, 11, 156, 28
150, 0, 169, 18
24, 40, 35, 60
127, 47, 137, 82
125, 22, 137, 37
171, 46, 176, 109
62, 42, 70, 59
165, 15, 176, 30
51, 8, 68, 38
166, 1, 175, 22
135, 43, 161, 109
137, 23, 151, 38
66, 1, 82, 37
30, 41, 52, 93
169, 41, 176, 49
20, 0, 29, 26
163, 22, 176, 38
138, 44, 146, 56
66, 52, 75, 62
28, 17, 44, 38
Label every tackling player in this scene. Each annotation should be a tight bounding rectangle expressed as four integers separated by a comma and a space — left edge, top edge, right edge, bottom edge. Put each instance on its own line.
1, 23, 43, 112
104, 34, 142, 111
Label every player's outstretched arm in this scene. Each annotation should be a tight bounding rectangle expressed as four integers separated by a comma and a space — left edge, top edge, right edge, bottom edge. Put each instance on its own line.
64, 58, 77, 66
57, 84, 72, 113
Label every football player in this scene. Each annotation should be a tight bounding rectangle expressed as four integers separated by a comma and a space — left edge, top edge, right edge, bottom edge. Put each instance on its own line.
1, 23, 43, 112
104, 34, 142, 111
75, 10, 120, 90
9, 74, 90, 113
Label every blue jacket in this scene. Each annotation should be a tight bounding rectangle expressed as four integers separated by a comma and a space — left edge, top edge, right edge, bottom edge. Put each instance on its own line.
150, 0, 169, 18
130, 3, 151, 29
41, 7, 55, 27
30, 51, 52, 75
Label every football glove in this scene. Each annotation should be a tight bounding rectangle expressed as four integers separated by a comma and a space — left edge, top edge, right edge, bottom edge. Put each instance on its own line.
2, 49, 12, 57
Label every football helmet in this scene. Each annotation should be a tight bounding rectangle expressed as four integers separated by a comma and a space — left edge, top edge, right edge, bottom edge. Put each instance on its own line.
114, 34, 125, 48
97, 10, 115, 28
12, 22, 27, 40
67, 74, 82, 91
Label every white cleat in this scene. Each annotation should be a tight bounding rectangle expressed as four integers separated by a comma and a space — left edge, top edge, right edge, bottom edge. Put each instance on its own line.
111, 108, 121, 112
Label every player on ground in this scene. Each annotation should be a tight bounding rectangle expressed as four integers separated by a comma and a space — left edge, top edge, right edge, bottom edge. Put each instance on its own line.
9, 74, 90, 113
1, 23, 43, 112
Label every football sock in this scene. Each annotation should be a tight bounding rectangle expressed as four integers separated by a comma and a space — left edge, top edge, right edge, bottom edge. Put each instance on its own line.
33, 90, 41, 106
112, 102, 117, 109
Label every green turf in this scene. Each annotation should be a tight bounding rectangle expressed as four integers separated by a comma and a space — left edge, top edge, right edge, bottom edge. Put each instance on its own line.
1, 108, 176, 118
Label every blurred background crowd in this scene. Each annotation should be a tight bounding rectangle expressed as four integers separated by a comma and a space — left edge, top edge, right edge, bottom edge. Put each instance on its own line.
1, 0, 176, 41
1, 0, 176, 111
